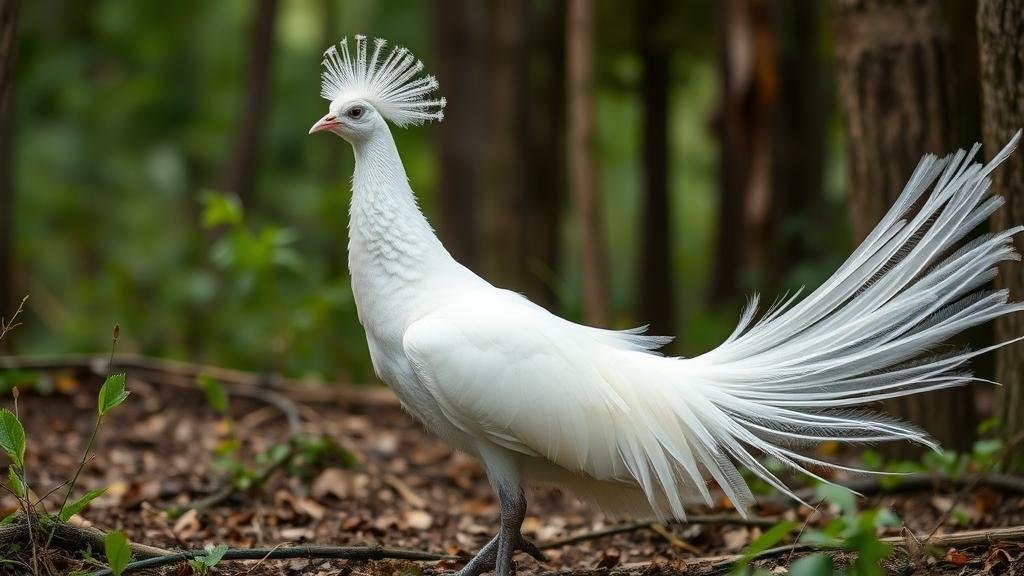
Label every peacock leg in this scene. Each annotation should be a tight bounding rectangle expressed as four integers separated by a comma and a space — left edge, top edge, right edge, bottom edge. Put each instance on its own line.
454, 485, 545, 576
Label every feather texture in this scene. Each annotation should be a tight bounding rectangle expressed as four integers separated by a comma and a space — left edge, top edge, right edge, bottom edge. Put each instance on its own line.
317, 35, 1023, 524
320, 36, 445, 126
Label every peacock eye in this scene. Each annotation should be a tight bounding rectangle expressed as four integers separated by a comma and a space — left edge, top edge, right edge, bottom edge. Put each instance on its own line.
347, 106, 364, 119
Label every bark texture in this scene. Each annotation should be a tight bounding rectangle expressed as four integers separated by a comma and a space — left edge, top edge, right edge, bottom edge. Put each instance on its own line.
978, 0, 1024, 467
567, 0, 609, 326
832, 0, 975, 455
0, 0, 18, 353
638, 0, 674, 337
434, 0, 487, 269
713, 0, 779, 307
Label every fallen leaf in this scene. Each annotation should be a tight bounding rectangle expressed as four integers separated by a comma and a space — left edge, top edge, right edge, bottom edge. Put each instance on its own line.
173, 509, 201, 541
945, 548, 969, 566
312, 468, 350, 500
595, 547, 620, 569
403, 509, 433, 530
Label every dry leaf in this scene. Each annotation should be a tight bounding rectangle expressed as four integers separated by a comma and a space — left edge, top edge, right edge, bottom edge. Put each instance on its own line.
945, 548, 970, 566
384, 474, 427, 509
311, 468, 350, 500
173, 509, 201, 541
403, 509, 433, 530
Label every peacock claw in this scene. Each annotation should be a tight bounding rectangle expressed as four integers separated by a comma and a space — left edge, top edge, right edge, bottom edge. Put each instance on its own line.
517, 537, 547, 562
451, 535, 547, 576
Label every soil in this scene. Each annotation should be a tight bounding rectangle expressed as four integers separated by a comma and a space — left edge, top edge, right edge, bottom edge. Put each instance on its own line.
0, 365, 1022, 575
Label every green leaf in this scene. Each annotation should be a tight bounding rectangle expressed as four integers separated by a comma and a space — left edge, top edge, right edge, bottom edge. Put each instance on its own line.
0, 511, 16, 525
740, 520, 796, 562
200, 190, 243, 228
7, 467, 24, 498
199, 374, 229, 414
59, 487, 107, 522
816, 483, 856, 514
98, 374, 129, 417
0, 408, 25, 468
200, 543, 229, 567
787, 553, 834, 576
104, 530, 132, 576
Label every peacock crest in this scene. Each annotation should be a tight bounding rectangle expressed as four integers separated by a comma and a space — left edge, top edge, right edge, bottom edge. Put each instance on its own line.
320, 35, 446, 127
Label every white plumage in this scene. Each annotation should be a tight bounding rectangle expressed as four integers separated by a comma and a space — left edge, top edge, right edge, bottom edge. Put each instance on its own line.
310, 36, 1022, 575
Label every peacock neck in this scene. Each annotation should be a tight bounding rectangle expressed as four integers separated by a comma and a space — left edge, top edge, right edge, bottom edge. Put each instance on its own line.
348, 125, 449, 285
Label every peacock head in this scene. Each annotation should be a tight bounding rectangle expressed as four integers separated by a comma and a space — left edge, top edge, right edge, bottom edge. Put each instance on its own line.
309, 36, 445, 143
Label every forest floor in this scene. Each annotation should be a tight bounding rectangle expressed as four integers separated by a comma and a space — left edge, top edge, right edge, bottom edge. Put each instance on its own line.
1, 359, 1023, 575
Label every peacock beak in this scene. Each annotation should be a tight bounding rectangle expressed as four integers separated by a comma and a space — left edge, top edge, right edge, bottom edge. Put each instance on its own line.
309, 114, 339, 134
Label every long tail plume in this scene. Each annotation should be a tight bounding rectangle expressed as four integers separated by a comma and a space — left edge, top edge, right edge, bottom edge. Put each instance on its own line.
666, 132, 1023, 516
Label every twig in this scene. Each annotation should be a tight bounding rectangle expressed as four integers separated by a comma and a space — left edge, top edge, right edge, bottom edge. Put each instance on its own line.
923, 430, 1024, 545
699, 525, 1024, 572
0, 353, 401, 406
85, 545, 448, 576
759, 471, 1024, 508
539, 515, 776, 550
0, 294, 27, 342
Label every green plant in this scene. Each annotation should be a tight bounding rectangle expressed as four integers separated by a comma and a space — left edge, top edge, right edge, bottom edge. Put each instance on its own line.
104, 531, 132, 576
0, 322, 132, 570
188, 543, 229, 574
799, 484, 900, 576
728, 520, 797, 576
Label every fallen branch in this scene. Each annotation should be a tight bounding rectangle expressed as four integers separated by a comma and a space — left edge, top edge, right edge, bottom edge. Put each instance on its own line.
758, 471, 1024, 508
699, 524, 1024, 573
85, 545, 448, 576
0, 517, 170, 559
0, 353, 400, 407
540, 515, 776, 550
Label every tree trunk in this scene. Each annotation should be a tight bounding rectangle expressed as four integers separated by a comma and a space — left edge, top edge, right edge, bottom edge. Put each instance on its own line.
566, 0, 609, 326
0, 0, 18, 353
521, 0, 566, 310
978, 0, 1024, 467
638, 0, 674, 337
482, 0, 526, 290
771, 0, 829, 284
433, 0, 487, 269
713, 0, 779, 308
832, 0, 975, 455
222, 0, 278, 205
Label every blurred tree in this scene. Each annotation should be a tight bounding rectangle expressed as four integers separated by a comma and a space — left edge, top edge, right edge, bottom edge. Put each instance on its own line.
433, 0, 564, 309
771, 0, 830, 286
638, 0, 675, 336
520, 0, 565, 310
832, 0, 975, 455
482, 0, 526, 290
222, 0, 278, 205
567, 0, 609, 326
712, 0, 778, 307
0, 0, 17, 353
433, 0, 486, 269
978, 0, 1024, 466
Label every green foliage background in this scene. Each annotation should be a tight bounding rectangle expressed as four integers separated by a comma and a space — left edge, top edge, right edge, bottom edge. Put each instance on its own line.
9, 1, 850, 381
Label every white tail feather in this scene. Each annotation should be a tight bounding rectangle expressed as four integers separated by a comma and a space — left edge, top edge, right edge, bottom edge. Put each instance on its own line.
621, 133, 1023, 518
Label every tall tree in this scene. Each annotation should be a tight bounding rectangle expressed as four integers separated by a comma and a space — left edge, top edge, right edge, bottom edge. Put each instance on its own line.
567, 0, 610, 326
832, 0, 975, 454
520, 0, 566, 310
482, 0, 526, 290
978, 0, 1024, 466
638, 0, 675, 336
433, 0, 487, 269
222, 0, 278, 205
771, 0, 830, 282
712, 0, 779, 307
0, 0, 18, 353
